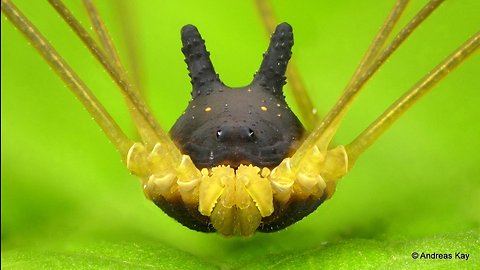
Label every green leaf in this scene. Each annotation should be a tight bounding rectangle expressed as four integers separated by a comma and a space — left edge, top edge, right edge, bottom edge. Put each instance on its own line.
2, 231, 479, 269
2, 241, 218, 270
2, 0, 480, 269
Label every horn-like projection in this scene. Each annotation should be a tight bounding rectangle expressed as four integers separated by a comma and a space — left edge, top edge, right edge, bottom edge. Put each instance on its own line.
253, 22, 294, 96
181, 24, 222, 98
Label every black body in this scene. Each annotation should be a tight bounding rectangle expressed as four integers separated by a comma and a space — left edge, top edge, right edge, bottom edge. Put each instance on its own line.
160, 23, 325, 234
170, 23, 304, 169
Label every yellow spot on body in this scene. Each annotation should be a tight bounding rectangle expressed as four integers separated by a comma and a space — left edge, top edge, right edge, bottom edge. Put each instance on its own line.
247, 88, 252, 92
205, 107, 212, 112
276, 103, 281, 107
261, 106, 268, 111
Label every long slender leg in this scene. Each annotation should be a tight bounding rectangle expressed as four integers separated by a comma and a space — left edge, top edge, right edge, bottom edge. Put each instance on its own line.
81, 0, 157, 149
268, 0, 472, 214
83, 0, 123, 72
83, 0, 142, 93
1, 0, 133, 158
254, 0, 319, 130
47, 0, 180, 157
344, 0, 410, 93
346, 32, 480, 166
83, 0, 142, 92
292, 0, 445, 167
115, 0, 144, 92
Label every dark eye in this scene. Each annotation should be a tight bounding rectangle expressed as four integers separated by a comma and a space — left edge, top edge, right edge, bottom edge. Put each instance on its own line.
248, 128, 255, 138
216, 130, 222, 139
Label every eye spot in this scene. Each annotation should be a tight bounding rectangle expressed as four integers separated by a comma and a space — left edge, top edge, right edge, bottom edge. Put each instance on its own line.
216, 130, 222, 139
261, 106, 268, 111
248, 128, 255, 137
204, 106, 212, 112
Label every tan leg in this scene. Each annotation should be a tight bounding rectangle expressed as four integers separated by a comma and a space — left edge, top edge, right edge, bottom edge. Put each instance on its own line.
84, 0, 143, 93
47, 0, 179, 155
2, 0, 185, 166
115, 0, 145, 92
346, 32, 480, 166
344, 0, 410, 94
1, 0, 133, 157
2, 0, 209, 233
293, 0, 445, 166
269, 0, 463, 217
82, 0, 159, 149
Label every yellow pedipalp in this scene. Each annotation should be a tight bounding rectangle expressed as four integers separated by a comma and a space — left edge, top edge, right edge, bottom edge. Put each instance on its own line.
234, 174, 252, 210
237, 165, 274, 217
210, 203, 235, 235
205, 165, 265, 236
236, 204, 262, 237
198, 166, 233, 216
127, 138, 348, 236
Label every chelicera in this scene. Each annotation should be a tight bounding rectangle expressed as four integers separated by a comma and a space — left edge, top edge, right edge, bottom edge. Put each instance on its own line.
2, 0, 478, 236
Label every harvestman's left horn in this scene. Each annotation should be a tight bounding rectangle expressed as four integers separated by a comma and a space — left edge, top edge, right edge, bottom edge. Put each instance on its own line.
181, 24, 222, 98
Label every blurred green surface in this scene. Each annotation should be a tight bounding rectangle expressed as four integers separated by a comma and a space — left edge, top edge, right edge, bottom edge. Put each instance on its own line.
2, 0, 480, 269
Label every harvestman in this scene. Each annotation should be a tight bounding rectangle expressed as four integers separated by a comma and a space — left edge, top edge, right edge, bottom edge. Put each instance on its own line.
2, 0, 479, 236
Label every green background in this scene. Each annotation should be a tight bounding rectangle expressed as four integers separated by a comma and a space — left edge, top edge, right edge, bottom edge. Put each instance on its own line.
2, 0, 479, 269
